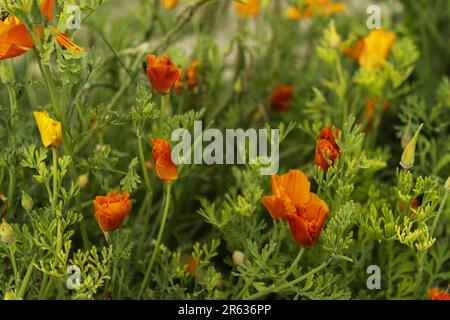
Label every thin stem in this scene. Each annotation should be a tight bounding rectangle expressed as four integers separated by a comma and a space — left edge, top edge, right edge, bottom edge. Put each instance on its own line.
430, 192, 448, 237
279, 248, 305, 283
139, 183, 172, 298
8, 245, 19, 289
52, 148, 62, 254
244, 259, 330, 300
17, 256, 35, 299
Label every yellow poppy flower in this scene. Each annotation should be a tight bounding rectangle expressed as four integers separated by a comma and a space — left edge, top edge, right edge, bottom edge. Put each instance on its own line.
33, 111, 62, 148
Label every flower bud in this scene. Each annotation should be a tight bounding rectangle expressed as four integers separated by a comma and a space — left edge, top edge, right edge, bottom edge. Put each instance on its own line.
445, 176, 450, 193
77, 174, 89, 189
21, 191, 33, 212
232, 251, 245, 266
0, 219, 14, 244
4, 291, 17, 300
400, 123, 423, 170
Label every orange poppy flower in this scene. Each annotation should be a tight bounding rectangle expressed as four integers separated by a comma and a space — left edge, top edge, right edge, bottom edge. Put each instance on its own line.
428, 288, 450, 300
186, 59, 200, 89
150, 138, 178, 183
0, 0, 83, 60
146, 55, 182, 94
364, 98, 390, 132
286, 7, 302, 20
303, 0, 345, 18
271, 84, 294, 112
93, 191, 132, 232
262, 170, 328, 248
343, 30, 396, 69
314, 127, 341, 170
161, 0, 178, 10
233, 0, 260, 18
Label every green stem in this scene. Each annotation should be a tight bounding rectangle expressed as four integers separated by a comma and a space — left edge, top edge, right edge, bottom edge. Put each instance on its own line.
17, 256, 35, 299
52, 148, 62, 254
139, 183, 172, 298
279, 248, 305, 283
136, 133, 153, 256
160, 94, 171, 129
8, 245, 19, 289
34, 48, 60, 115
244, 259, 330, 300
430, 192, 448, 237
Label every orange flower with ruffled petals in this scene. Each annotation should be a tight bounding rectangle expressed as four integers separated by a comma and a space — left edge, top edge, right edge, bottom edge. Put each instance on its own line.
428, 288, 450, 300
0, 0, 83, 60
262, 170, 328, 248
271, 84, 294, 112
146, 55, 182, 94
314, 127, 341, 170
93, 191, 132, 232
151, 138, 178, 183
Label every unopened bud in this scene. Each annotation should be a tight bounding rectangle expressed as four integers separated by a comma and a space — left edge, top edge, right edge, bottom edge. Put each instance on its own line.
77, 174, 89, 189
0, 219, 14, 243
400, 123, 423, 169
445, 176, 450, 193
401, 115, 412, 148
4, 291, 17, 300
232, 250, 245, 266
21, 191, 33, 212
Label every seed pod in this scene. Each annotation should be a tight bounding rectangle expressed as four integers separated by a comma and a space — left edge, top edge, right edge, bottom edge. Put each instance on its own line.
232, 250, 245, 266
400, 123, 423, 169
21, 191, 33, 212
0, 219, 14, 244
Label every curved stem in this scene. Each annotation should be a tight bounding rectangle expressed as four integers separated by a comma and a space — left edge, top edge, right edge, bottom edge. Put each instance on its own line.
244, 259, 330, 300
431, 192, 448, 237
52, 148, 62, 254
8, 245, 19, 289
139, 183, 172, 298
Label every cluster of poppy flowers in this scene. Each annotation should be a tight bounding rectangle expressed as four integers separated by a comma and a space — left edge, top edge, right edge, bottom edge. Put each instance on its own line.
5, 0, 448, 300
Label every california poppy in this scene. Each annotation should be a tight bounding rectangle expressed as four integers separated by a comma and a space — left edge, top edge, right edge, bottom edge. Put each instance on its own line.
302, 0, 345, 19
428, 288, 450, 300
286, 7, 302, 20
271, 84, 294, 112
161, 0, 178, 10
0, 0, 83, 60
233, 0, 260, 18
262, 170, 328, 248
186, 59, 200, 89
93, 191, 132, 232
314, 127, 341, 170
150, 138, 178, 183
146, 55, 182, 94
344, 29, 396, 69
363, 98, 390, 132
33, 111, 62, 148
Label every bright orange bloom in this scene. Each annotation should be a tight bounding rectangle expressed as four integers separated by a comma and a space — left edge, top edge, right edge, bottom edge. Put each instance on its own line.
161, 0, 178, 10
344, 30, 396, 69
146, 55, 182, 94
233, 0, 260, 18
314, 127, 341, 170
186, 60, 200, 89
0, 0, 83, 60
342, 39, 365, 61
271, 84, 294, 112
286, 7, 302, 20
364, 98, 390, 132
262, 170, 328, 248
150, 138, 178, 183
93, 191, 132, 232
428, 288, 450, 300
302, 0, 345, 19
